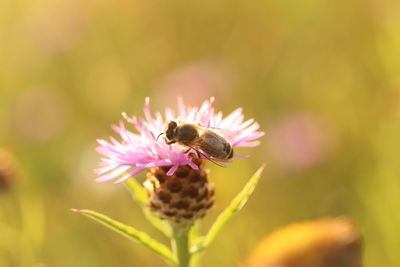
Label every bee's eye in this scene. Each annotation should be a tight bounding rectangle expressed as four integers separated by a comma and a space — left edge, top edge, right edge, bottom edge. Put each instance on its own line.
165, 121, 178, 140
166, 128, 174, 140
168, 121, 177, 129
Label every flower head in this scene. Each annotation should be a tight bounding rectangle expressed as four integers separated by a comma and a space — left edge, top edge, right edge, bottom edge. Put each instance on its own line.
95, 97, 264, 183
246, 217, 362, 267
0, 148, 18, 191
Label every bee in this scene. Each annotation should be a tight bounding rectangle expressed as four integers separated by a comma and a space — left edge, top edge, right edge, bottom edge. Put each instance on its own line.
162, 120, 234, 161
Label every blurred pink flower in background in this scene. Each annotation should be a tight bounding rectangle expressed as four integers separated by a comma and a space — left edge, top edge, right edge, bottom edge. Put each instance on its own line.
10, 87, 71, 143
267, 114, 334, 172
154, 62, 233, 106
23, 0, 87, 55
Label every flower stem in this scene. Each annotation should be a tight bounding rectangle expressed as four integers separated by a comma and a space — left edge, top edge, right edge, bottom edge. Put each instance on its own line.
172, 225, 191, 267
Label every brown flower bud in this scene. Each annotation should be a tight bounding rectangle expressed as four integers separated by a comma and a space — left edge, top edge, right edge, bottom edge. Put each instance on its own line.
143, 160, 214, 225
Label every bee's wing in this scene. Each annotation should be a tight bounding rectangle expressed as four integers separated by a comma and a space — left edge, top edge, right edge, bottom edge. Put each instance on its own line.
190, 129, 231, 164
185, 144, 227, 168
178, 121, 233, 139
195, 124, 234, 141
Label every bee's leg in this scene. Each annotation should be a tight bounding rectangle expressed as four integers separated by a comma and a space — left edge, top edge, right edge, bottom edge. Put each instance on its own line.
183, 147, 200, 159
195, 150, 201, 159
165, 140, 176, 145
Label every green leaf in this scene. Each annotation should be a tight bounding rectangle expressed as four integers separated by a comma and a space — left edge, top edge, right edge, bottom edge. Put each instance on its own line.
125, 179, 172, 237
125, 178, 149, 205
192, 164, 265, 254
72, 209, 176, 265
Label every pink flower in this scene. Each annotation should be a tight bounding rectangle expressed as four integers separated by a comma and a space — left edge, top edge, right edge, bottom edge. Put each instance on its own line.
268, 114, 332, 171
95, 97, 264, 183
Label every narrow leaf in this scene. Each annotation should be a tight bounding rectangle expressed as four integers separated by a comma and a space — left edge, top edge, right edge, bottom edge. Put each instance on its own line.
125, 178, 148, 205
192, 164, 265, 254
72, 209, 176, 265
142, 210, 172, 237
125, 179, 171, 237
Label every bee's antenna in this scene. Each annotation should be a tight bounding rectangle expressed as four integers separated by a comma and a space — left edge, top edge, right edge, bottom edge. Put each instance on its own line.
156, 132, 164, 141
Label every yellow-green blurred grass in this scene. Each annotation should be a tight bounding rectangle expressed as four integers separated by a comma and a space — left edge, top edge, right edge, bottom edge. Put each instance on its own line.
1, 0, 400, 266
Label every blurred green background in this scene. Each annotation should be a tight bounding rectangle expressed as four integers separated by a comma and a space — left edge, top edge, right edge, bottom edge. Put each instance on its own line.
1, 0, 399, 266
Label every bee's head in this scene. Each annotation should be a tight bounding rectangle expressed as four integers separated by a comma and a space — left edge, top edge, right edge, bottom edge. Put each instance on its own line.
165, 120, 178, 140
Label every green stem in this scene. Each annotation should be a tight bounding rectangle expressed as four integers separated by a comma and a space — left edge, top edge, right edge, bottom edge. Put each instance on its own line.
172, 225, 191, 267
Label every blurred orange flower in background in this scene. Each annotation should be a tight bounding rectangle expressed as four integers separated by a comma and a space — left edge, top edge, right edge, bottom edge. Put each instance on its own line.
246, 217, 362, 267
0, 148, 18, 190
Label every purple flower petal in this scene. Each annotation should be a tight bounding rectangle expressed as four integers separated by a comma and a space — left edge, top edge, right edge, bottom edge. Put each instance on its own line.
166, 165, 179, 176
113, 167, 147, 184
95, 97, 264, 183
